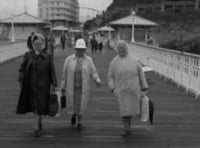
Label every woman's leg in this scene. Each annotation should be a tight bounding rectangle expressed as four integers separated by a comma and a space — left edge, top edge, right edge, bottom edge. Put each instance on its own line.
39, 115, 42, 131
122, 116, 129, 131
77, 114, 82, 124
77, 114, 83, 131
126, 116, 132, 129
34, 114, 39, 131
34, 111, 41, 137
121, 116, 132, 137
71, 113, 76, 126
71, 87, 82, 126
76, 88, 83, 130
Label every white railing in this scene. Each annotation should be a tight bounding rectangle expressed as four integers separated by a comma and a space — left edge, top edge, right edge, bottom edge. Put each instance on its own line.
110, 40, 200, 98
0, 41, 28, 63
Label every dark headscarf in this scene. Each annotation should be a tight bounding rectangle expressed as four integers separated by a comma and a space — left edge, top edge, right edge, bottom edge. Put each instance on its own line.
31, 33, 46, 51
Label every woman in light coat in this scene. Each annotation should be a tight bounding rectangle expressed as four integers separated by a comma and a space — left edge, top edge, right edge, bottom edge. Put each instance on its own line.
107, 40, 148, 137
60, 38, 101, 130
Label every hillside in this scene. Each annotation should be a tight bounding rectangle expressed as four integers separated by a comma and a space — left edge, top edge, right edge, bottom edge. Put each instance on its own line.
107, 0, 154, 10
84, 0, 200, 54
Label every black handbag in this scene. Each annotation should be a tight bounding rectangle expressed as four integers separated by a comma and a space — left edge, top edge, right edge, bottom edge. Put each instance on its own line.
149, 99, 154, 125
48, 87, 58, 117
61, 94, 66, 108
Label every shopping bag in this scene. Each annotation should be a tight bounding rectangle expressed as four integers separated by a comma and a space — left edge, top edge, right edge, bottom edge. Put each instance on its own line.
140, 94, 154, 124
140, 94, 149, 122
48, 88, 58, 117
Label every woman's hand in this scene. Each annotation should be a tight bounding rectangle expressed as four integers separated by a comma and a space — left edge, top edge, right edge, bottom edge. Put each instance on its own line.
95, 79, 101, 87
61, 89, 65, 96
141, 88, 148, 95
142, 88, 148, 92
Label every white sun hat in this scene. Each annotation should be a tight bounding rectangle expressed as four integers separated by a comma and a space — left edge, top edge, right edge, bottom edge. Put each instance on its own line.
75, 39, 87, 49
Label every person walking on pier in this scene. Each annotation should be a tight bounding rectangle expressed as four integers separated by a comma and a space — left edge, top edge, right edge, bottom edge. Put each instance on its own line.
16, 34, 57, 137
96, 33, 104, 53
107, 40, 148, 138
60, 33, 66, 50
48, 33, 56, 55
60, 38, 101, 131
27, 32, 34, 51
90, 34, 97, 53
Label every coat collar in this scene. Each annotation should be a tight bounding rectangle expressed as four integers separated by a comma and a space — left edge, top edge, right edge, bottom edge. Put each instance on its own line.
72, 54, 87, 60
31, 51, 46, 59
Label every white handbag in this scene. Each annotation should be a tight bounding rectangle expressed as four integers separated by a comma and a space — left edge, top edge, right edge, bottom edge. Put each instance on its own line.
140, 94, 150, 122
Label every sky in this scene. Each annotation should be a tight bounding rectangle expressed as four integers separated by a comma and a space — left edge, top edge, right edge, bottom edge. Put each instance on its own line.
0, 0, 113, 22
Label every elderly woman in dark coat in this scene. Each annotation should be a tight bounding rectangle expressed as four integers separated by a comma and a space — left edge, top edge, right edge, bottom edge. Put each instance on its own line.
16, 34, 57, 137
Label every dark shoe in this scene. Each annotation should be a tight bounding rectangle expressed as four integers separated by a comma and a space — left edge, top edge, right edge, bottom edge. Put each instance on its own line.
121, 131, 131, 138
76, 123, 84, 131
71, 114, 76, 126
34, 130, 41, 137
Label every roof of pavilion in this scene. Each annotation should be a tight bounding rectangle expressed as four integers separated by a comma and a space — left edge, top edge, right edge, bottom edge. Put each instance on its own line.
97, 26, 115, 31
52, 25, 69, 31
110, 14, 157, 26
0, 12, 49, 24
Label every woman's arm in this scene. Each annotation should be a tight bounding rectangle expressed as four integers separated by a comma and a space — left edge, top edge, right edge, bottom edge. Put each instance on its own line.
89, 58, 101, 85
107, 60, 115, 92
49, 55, 57, 86
60, 58, 69, 90
137, 64, 148, 91
18, 52, 29, 84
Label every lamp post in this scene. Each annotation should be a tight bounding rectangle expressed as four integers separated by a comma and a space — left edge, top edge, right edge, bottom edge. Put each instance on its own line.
11, 15, 15, 42
131, 11, 136, 42
108, 31, 111, 40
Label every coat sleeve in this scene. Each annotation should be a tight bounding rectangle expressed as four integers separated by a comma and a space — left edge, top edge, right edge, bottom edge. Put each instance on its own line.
18, 52, 29, 83
107, 59, 115, 91
89, 58, 101, 83
137, 64, 148, 91
60, 58, 69, 90
49, 55, 57, 86
27, 38, 29, 49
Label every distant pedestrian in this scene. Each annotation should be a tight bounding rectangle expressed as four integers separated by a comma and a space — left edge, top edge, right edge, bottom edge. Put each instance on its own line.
146, 34, 155, 45
60, 33, 66, 50
99, 34, 104, 52
65, 33, 69, 49
27, 32, 34, 51
96, 33, 104, 52
49, 33, 56, 55
90, 35, 97, 53
107, 40, 148, 138
60, 39, 101, 131
16, 33, 57, 137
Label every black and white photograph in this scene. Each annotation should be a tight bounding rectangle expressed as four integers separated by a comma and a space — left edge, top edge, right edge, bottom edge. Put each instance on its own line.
0, 0, 200, 147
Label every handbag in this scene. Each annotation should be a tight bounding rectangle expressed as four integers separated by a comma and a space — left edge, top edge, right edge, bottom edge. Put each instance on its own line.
48, 87, 58, 117
140, 94, 149, 122
61, 94, 66, 108
140, 93, 154, 124
149, 99, 154, 125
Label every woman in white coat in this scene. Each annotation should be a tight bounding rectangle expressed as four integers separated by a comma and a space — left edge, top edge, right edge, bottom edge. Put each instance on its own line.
107, 40, 148, 137
60, 39, 101, 130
